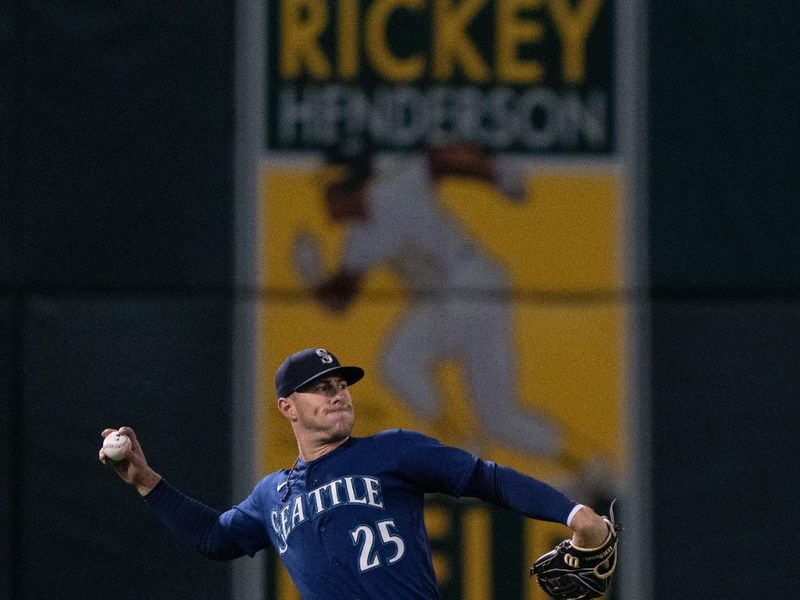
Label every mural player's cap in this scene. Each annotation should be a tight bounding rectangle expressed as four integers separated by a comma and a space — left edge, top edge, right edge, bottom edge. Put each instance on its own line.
275, 348, 364, 398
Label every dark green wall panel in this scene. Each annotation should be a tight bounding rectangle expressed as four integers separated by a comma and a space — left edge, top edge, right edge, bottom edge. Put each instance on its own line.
0, 1, 14, 284
2, 2, 237, 598
0, 299, 14, 599
648, 2, 799, 289
650, 302, 800, 599
648, 2, 799, 598
4, 2, 233, 288
20, 298, 233, 600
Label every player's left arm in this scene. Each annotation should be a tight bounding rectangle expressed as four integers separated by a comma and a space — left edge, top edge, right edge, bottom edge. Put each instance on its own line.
462, 459, 608, 544
393, 430, 606, 540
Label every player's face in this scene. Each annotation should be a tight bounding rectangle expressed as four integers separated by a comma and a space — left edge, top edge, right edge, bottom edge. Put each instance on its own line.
291, 376, 355, 442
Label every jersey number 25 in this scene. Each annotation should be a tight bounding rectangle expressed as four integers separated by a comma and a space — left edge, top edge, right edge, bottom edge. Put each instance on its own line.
350, 519, 406, 572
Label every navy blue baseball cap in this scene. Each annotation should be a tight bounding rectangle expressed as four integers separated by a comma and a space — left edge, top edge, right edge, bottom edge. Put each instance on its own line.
275, 348, 364, 398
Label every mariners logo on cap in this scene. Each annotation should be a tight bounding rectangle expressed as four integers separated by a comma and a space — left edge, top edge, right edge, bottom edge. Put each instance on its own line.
315, 348, 334, 364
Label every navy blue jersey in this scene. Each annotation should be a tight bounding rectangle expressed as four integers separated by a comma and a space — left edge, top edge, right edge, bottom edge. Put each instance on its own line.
225, 430, 475, 599
145, 429, 577, 600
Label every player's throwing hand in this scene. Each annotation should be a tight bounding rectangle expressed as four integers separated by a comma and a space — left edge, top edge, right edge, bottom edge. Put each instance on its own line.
99, 426, 161, 496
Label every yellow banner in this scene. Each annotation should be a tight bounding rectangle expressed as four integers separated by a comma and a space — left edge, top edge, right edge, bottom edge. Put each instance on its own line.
258, 152, 625, 599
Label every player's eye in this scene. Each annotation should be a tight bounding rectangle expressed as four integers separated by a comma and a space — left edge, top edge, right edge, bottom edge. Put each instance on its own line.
305, 379, 346, 394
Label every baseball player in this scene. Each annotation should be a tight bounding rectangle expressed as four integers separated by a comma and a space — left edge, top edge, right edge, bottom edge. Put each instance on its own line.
307, 141, 563, 458
99, 347, 616, 600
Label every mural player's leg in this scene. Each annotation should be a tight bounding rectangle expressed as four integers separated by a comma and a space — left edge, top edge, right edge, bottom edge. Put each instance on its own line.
457, 301, 564, 457
379, 302, 444, 420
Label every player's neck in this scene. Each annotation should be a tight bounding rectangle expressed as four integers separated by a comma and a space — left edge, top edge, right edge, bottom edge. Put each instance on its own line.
297, 435, 350, 462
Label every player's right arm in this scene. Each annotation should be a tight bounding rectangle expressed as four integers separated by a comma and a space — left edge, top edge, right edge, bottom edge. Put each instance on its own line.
99, 427, 269, 560
143, 479, 270, 560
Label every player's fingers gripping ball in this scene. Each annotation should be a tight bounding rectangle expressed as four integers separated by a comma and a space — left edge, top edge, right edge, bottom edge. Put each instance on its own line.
531, 503, 620, 600
103, 431, 132, 462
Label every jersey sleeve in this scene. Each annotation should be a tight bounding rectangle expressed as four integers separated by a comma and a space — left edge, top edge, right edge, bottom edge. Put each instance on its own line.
215, 479, 273, 556
392, 429, 479, 496
143, 478, 271, 560
389, 430, 577, 525
461, 459, 577, 524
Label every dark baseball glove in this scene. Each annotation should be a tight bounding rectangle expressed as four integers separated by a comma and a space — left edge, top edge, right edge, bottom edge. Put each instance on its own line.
531, 502, 620, 600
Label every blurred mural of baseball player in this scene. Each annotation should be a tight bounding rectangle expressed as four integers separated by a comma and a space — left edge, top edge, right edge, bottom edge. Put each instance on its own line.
294, 139, 563, 458
99, 348, 614, 600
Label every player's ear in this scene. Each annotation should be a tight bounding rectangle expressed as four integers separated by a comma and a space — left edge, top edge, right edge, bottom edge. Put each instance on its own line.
277, 396, 297, 420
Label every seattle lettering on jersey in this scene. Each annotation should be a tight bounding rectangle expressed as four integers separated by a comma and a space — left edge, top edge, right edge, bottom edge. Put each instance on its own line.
271, 475, 384, 553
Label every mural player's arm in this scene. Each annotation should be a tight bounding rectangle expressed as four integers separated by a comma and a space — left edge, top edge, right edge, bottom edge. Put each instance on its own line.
428, 142, 496, 183
311, 177, 370, 313
314, 269, 363, 313
428, 142, 525, 201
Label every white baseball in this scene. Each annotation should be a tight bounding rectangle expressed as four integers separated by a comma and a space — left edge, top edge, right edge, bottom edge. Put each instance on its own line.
103, 432, 132, 461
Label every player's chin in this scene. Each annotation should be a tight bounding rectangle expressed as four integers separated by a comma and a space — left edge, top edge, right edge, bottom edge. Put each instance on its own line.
327, 413, 354, 435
